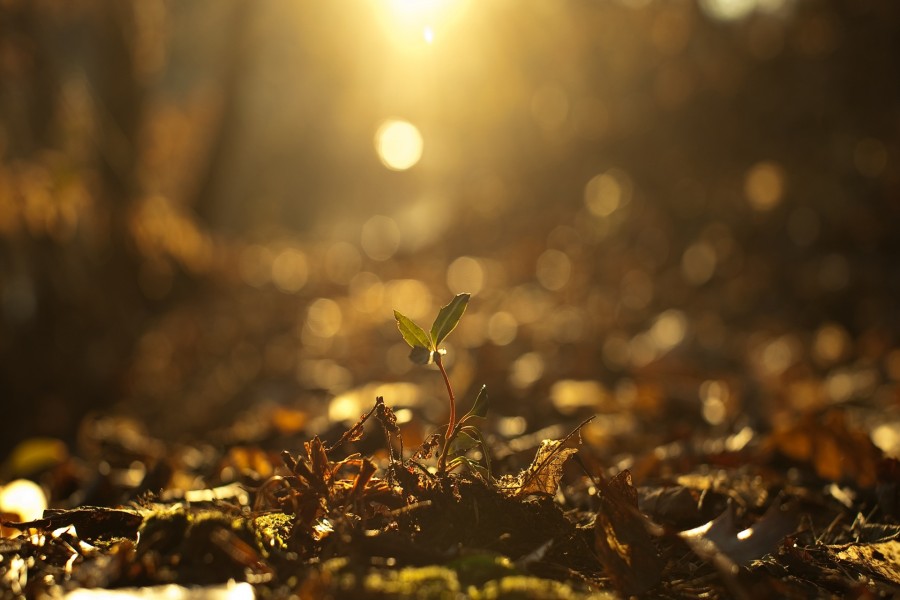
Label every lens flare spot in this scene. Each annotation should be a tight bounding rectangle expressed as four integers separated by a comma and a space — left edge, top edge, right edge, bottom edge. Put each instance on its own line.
584, 168, 632, 217
487, 311, 518, 346
650, 310, 688, 351
386, 279, 432, 321
446, 256, 484, 295
0, 479, 47, 525
551, 380, 610, 415
306, 298, 343, 339
699, 0, 756, 21
510, 352, 545, 389
271, 247, 309, 293
757, 335, 799, 377
361, 215, 402, 261
700, 380, 730, 426
375, 119, 424, 171
813, 323, 850, 366
536, 249, 572, 291
744, 161, 786, 211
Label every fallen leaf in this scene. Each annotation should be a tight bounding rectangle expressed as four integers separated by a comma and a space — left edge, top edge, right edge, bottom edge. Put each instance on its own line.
594, 470, 664, 595
680, 500, 799, 567
498, 435, 580, 498
765, 409, 881, 487
639, 485, 709, 529
833, 541, 900, 586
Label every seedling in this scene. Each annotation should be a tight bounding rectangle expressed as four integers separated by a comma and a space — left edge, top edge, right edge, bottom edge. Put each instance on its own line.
394, 293, 490, 476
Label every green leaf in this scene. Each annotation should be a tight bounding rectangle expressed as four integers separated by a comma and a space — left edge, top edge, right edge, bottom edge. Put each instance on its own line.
447, 455, 489, 480
458, 425, 492, 480
450, 430, 479, 454
430, 293, 470, 347
458, 385, 488, 427
394, 310, 433, 351
447, 425, 493, 482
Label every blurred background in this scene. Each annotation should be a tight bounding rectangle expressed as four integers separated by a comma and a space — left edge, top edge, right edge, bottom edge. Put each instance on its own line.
1, 0, 899, 465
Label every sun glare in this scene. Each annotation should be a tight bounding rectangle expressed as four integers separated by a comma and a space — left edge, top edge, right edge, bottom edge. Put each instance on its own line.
376, 0, 468, 47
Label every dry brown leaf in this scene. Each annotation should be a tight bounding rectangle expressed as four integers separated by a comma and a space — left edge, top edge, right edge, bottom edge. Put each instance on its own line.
594, 470, 664, 595
834, 541, 900, 586
498, 435, 580, 498
271, 406, 308, 435
765, 409, 881, 487
306, 436, 332, 485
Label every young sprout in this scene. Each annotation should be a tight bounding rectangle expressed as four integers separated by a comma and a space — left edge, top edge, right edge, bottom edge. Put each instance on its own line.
394, 293, 489, 476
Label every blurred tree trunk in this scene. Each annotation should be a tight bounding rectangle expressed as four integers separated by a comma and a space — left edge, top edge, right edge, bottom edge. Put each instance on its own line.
0, 1, 151, 456
190, 0, 256, 228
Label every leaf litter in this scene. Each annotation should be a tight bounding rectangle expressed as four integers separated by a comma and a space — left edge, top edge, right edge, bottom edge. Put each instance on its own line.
3, 400, 900, 599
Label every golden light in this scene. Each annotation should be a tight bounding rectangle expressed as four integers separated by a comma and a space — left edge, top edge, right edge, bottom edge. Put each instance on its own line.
375, 119, 424, 171
698, 0, 795, 21
446, 256, 484, 295
744, 160, 786, 211
584, 168, 633, 218
378, 0, 468, 46
0, 479, 47, 526
488, 312, 518, 346
535, 249, 572, 291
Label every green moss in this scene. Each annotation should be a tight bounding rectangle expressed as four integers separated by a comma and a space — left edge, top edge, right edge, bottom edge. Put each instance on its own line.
332, 564, 460, 599
252, 512, 294, 554
472, 575, 605, 600
447, 552, 518, 587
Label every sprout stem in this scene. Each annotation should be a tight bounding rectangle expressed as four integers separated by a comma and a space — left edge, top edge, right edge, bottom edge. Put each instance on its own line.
435, 353, 456, 473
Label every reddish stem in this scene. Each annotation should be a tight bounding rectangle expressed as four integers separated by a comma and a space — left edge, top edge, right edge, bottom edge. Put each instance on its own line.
435, 353, 456, 473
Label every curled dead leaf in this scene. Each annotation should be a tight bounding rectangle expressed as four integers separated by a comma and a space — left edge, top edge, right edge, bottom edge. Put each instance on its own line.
593, 470, 664, 595
498, 435, 580, 498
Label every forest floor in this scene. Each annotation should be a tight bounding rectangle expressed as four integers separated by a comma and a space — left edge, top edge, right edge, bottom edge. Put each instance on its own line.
2, 391, 900, 599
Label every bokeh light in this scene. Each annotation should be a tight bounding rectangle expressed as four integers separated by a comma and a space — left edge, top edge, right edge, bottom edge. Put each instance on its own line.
510, 352, 545, 389
744, 161, 786, 211
681, 241, 717, 286
386, 279, 432, 321
271, 247, 309, 293
446, 256, 484, 295
361, 215, 402, 261
375, 119, 424, 171
0, 479, 47, 525
584, 169, 632, 218
535, 249, 572, 291
487, 311, 518, 346
305, 298, 343, 339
